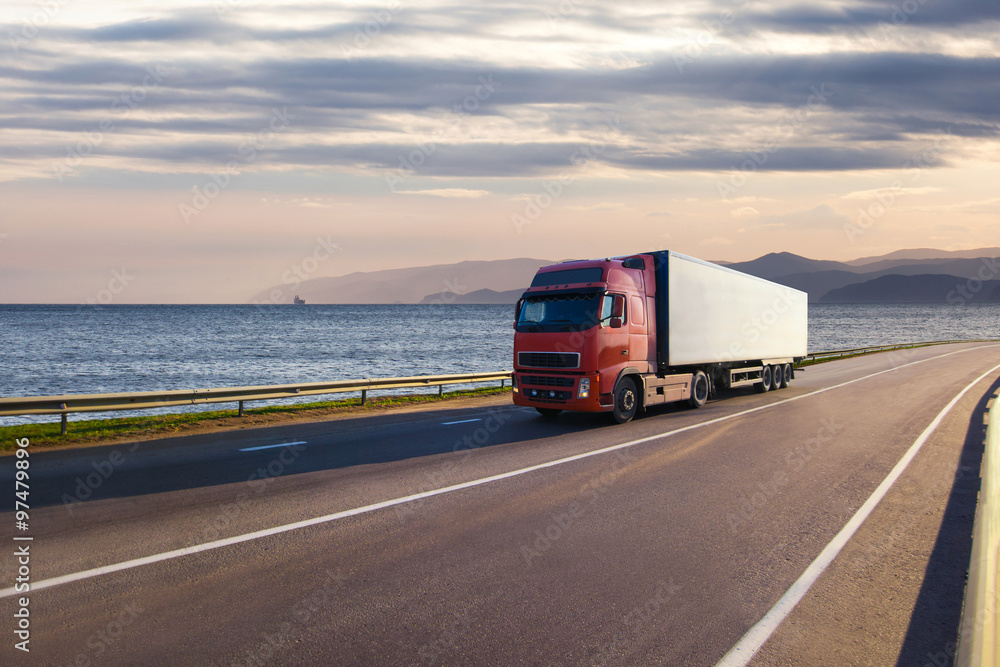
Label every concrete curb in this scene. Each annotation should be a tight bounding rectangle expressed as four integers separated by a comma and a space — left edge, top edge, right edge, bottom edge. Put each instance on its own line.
958, 388, 1000, 667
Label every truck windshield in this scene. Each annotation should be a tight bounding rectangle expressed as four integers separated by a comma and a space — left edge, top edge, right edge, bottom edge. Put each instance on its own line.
516, 292, 605, 332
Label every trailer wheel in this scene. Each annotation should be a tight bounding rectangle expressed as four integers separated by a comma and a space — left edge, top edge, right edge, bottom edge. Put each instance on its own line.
755, 365, 772, 393
612, 377, 639, 424
688, 371, 709, 408
779, 364, 792, 389
536, 408, 562, 418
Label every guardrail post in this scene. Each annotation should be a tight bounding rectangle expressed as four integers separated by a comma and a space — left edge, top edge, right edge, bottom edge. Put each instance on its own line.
60, 413, 67, 435
501, 379, 505, 389
360, 389, 366, 406
438, 385, 443, 398
238, 400, 244, 417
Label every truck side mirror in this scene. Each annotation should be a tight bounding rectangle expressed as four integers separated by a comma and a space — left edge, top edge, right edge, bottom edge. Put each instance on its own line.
514, 299, 523, 327
611, 294, 625, 318
609, 317, 622, 329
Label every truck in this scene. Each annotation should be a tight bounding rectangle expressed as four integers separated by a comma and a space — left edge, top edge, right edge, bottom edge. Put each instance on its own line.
511, 250, 808, 423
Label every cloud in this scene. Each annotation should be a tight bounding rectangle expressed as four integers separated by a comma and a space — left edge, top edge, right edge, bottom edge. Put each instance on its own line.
0, 6, 996, 183
756, 204, 851, 229
730, 207, 760, 218
700, 236, 737, 246
841, 186, 942, 200
736, 0, 1000, 34
394, 188, 492, 198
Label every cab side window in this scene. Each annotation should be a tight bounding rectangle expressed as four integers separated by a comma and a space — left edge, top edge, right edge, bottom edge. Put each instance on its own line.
601, 294, 627, 326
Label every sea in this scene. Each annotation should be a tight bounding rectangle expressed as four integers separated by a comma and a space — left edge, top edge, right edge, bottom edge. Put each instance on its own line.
2, 303, 999, 425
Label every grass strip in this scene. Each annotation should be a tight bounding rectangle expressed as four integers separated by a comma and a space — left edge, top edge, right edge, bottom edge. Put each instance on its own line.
795, 344, 926, 368
0, 386, 511, 452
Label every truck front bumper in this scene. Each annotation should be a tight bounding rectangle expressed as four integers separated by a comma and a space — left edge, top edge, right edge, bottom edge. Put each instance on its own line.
511, 372, 609, 413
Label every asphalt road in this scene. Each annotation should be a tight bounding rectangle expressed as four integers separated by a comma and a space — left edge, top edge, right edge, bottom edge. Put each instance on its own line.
3, 342, 1000, 666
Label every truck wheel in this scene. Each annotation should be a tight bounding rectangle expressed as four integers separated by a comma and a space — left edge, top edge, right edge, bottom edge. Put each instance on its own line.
612, 377, 639, 424
688, 371, 709, 408
779, 364, 792, 389
536, 408, 562, 418
755, 365, 772, 393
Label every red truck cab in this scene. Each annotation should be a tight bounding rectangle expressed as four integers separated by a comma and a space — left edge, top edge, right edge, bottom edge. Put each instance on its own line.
512, 254, 658, 418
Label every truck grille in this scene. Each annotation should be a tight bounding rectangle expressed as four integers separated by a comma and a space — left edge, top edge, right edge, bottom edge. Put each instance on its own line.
518, 352, 580, 369
521, 375, 575, 388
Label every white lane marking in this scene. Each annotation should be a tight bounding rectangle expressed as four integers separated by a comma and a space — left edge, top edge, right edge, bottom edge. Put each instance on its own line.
442, 419, 482, 425
715, 359, 1000, 667
4, 344, 997, 600
238, 441, 307, 452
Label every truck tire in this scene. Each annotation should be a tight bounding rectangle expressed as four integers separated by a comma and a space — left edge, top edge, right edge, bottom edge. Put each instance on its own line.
688, 371, 709, 408
779, 364, 792, 389
536, 408, 562, 418
612, 377, 639, 424
755, 365, 772, 393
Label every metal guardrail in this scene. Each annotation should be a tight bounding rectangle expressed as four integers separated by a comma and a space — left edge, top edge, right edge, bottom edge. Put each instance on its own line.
3, 339, 996, 435
800, 339, 999, 364
957, 388, 1000, 666
0, 371, 513, 434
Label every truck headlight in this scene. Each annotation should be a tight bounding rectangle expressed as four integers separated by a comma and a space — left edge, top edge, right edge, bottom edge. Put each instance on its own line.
577, 378, 590, 399
511, 374, 518, 392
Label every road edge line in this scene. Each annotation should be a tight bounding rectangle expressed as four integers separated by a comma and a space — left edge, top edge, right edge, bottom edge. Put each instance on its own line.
715, 360, 1000, 667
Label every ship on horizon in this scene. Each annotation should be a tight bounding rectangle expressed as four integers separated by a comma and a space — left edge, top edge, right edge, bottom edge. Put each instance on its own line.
293, 295, 305, 305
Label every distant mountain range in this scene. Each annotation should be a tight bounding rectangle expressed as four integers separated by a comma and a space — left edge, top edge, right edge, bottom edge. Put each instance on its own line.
250, 258, 551, 305
251, 248, 1000, 304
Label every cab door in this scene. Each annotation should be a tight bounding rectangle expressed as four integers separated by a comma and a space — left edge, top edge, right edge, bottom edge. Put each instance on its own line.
596, 293, 629, 403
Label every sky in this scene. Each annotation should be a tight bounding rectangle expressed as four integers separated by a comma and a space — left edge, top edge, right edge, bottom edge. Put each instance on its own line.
0, 0, 997, 303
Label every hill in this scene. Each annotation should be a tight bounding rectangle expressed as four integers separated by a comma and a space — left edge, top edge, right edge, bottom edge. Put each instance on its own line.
250, 258, 549, 305
418, 288, 525, 305
820, 274, 1000, 303
250, 248, 1000, 305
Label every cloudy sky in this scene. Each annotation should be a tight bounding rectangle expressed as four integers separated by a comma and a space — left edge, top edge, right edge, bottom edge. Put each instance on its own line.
1, 0, 997, 303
